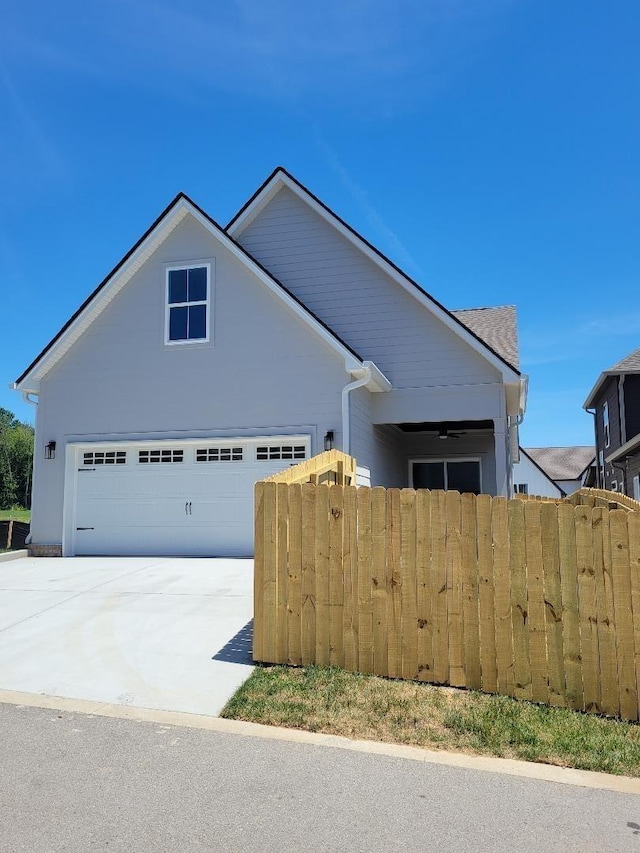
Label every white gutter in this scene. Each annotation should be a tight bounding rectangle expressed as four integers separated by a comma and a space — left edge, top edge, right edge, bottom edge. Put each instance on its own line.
341, 366, 372, 455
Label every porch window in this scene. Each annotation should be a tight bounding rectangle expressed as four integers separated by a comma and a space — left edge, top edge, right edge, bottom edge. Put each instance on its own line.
411, 459, 481, 495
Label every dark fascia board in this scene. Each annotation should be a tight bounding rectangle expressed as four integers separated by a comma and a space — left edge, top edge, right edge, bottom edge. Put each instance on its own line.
518, 447, 567, 497
227, 166, 521, 377
583, 369, 640, 410
16, 191, 364, 386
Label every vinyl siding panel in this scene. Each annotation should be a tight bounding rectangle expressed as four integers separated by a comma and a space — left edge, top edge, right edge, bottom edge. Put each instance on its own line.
30, 215, 348, 546
349, 386, 405, 487
594, 379, 622, 490
238, 187, 501, 389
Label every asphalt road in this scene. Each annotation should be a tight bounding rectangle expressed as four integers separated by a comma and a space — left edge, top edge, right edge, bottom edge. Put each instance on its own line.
1, 702, 639, 853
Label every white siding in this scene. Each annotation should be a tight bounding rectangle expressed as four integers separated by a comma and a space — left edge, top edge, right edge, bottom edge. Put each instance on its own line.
238, 187, 501, 389
30, 215, 348, 547
512, 454, 564, 498
350, 386, 405, 487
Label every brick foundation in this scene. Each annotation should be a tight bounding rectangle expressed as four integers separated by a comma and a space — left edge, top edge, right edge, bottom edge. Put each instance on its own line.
29, 544, 63, 557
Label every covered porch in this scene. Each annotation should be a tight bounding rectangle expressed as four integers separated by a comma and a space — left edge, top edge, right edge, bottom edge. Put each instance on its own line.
365, 418, 510, 496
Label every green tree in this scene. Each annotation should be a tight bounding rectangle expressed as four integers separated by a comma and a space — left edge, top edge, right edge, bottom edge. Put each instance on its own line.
0, 408, 34, 510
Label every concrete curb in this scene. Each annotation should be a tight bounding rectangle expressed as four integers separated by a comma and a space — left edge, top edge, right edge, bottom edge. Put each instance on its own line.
1, 688, 638, 795
0, 550, 28, 563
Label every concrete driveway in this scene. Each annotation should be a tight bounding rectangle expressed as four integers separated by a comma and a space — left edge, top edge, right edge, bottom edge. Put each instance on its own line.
0, 556, 254, 715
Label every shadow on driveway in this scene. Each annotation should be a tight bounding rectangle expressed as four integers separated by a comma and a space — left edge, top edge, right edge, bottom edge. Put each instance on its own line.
212, 619, 253, 665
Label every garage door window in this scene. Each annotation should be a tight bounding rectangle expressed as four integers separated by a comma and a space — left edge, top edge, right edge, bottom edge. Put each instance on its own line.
138, 449, 184, 463
83, 451, 127, 466
256, 444, 307, 461
196, 447, 244, 462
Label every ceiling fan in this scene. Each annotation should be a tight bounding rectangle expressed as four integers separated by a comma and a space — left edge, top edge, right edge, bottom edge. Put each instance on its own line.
438, 428, 464, 440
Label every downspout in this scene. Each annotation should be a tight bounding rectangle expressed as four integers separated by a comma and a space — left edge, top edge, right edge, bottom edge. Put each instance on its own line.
586, 407, 599, 486
341, 366, 372, 455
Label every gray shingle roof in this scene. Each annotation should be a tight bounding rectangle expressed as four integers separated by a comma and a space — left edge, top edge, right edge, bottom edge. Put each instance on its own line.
525, 446, 595, 481
452, 305, 519, 370
611, 347, 640, 372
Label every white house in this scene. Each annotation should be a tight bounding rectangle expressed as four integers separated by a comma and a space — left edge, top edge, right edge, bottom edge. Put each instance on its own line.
14, 167, 527, 557
512, 446, 595, 497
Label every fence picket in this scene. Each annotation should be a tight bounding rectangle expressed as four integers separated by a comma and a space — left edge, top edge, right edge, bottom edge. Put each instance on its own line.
541, 502, 566, 707
329, 485, 345, 668
508, 499, 531, 701
343, 485, 359, 672
276, 483, 289, 665
386, 489, 402, 679
493, 497, 514, 696
477, 494, 497, 692
628, 513, 640, 717
609, 511, 637, 720
371, 487, 388, 676
253, 482, 265, 662
524, 501, 548, 705
593, 508, 619, 716
575, 505, 599, 712
357, 488, 374, 674
446, 491, 465, 687
315, 485, 331, 668
557, 504, 582, 710
262, 481, 279, 664
286, 483, 303, 666
461, 493, 480, 690
431, 490, 449, 683
301, 483, 317, 666
415, 490, 434, 681
400, 489, 418, 680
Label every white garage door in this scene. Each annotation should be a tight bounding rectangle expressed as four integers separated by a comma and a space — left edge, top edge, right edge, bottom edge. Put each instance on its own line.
69, 436, 309, 557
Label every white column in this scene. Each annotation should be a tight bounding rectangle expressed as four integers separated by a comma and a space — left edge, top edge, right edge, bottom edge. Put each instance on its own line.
493, 417, 509, 497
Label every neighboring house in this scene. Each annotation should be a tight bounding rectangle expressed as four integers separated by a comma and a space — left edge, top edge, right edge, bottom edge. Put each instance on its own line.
583, 348, 640, 498
13, 167, 527, 557
514, 446, 595, 496
511, 448, 565, 498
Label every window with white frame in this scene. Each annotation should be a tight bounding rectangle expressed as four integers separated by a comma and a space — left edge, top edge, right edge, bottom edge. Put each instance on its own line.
166, 264, 210, 344
634, 475, 640, 501
514, 484, 529, 494
603, 402, 610, 448
599, 450, 605, 486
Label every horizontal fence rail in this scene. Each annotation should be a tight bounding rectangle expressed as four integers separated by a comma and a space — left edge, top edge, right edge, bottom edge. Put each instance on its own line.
254, 481, 640, 721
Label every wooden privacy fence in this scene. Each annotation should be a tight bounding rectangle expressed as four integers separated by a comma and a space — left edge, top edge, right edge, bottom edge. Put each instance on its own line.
254, 481, 640, 721
0, 520, 29, 551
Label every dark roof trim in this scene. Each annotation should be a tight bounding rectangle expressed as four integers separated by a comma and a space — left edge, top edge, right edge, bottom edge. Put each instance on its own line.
227, 166, 521, 377
518, 447, 567, 496
16, 191, 363, 386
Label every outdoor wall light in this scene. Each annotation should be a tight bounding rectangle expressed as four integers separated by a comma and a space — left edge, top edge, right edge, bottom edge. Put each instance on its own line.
44, 440, 56, 460
324, 430, 334, 451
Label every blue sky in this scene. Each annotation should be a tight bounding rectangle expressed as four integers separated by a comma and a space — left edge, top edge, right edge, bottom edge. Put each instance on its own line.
1, 0, 638, 447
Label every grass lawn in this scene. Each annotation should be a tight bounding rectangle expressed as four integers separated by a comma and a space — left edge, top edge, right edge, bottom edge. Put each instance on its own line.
0, 509, 30, 523
222, 665, 640, 777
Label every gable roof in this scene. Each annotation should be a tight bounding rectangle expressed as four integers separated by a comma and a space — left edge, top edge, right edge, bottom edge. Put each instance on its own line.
14, 193, 377, 392
524, 446, 596, 482
583, 346, 640, 408
452, 306, 519, 371
227, 167, 521, 381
